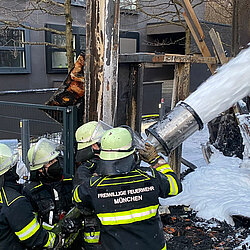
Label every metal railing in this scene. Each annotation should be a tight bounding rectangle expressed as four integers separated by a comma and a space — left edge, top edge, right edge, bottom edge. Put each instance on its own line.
0, 101, 77, 176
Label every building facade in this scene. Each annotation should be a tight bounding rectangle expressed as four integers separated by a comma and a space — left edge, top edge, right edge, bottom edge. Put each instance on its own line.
0, 0, 232, 113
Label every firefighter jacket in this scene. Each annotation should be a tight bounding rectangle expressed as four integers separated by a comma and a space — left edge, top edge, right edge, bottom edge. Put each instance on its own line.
23, 176, 83, 249
23, 177, 73, 226
73, 163, 182, 250
0, 181, 57, 250
73, 159, 98, 187
73, 160, 102, 249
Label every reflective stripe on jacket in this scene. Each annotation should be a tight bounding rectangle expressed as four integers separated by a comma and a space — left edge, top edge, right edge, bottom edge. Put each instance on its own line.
73, 165, 182, 250
0, 185, 57, 250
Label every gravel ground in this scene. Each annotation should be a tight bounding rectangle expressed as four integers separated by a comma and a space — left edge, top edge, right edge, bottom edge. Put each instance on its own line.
161, 206, 250, 250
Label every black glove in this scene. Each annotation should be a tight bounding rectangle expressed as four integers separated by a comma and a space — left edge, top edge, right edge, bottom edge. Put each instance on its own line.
62, 218, 82, 234
139, 142, 160, 165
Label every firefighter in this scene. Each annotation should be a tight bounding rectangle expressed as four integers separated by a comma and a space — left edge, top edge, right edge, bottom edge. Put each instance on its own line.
0, 143, 61, 249
74, 121, 111, 249
74, 120, 111, 186
23, 138, 80, 248
72, 126, 182, 250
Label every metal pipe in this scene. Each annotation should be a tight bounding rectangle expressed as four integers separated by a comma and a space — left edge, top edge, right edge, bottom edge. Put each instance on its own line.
146, 102, 203, 155
20, 119, 30, 170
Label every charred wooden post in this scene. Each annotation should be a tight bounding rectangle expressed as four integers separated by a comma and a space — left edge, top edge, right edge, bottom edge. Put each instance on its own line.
169, 63, 190, 178
116, 63, 143, 132
85, 0, 120, 125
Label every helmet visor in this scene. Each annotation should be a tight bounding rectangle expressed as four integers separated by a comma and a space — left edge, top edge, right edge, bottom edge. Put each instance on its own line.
78, 120, 113, 144
120, 125, 146, 150
0, 139, 19, 175
133, 131, 146, 150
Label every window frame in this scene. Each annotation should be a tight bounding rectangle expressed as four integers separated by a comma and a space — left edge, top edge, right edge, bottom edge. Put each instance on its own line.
45, 24, 85, 74
0, 27, 31, 74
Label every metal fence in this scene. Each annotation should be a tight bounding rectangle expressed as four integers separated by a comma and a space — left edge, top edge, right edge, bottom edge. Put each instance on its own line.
0, 101, 77, 176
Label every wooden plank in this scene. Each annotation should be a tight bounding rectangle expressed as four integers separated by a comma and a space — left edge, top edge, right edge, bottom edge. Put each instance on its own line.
183, 12, 216, 74
182, 0, 205, 40
209, 28, 228, 65
119, 53, 217, 64
169, 145, 182, 179
153, 54, 217, 64
181, 157, 197, 170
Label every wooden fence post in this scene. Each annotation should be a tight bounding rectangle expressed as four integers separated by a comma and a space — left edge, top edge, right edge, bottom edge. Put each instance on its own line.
169, 62, 190, 178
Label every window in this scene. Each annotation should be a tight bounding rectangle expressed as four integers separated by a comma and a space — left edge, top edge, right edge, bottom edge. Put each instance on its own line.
120, 31, 140, 53
45, 24, 85, 74
71, 0, 85, 6
46, 24, 139, 74
120, 0, 137, 10
51, 34, 76, 68
0, 28, 31, 74
56, 0, 85, 7
56, 0, 86, 7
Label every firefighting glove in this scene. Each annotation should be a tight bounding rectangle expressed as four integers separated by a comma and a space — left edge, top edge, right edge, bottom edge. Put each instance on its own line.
62, 217, 82, 234
139, 142, 160, 165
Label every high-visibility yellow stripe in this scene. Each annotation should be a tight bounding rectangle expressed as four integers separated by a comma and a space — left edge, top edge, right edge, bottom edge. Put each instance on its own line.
8, 196, 25, 206
86, 163, 95, 169
156, 164, 173, 174
42, 222, 55, 231
135, 169, 153, 179
73, 185, 82, 203
150, 155, 160, 164
2, 188, 24, 206
31, 183, 43, 190
142, 114, 159, 118
97, 204, 159, 225
167, 175, 178, 195
96, 170, 151, 187
97, 178, 150, 186
162, 243, 167, 250
0, 192, 2, 203
15, 217, 40, 241
90, 177, 102, 187
63, 178, 72, 181
106, 174, 142, 180
84, 231, 100, 243
44, 232, 56, 247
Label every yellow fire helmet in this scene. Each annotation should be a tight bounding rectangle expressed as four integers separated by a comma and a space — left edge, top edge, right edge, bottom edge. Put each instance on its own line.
0, 143, 18, 176
28, 138, 60, 171
100, 127, 135, 161
75, 120, 113, 150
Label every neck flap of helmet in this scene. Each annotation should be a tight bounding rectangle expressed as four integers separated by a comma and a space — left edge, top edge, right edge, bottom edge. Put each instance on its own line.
96, 154, 136, 176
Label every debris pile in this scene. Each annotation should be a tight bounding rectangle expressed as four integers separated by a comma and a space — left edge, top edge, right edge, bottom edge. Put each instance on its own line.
161, 206, 250, 249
